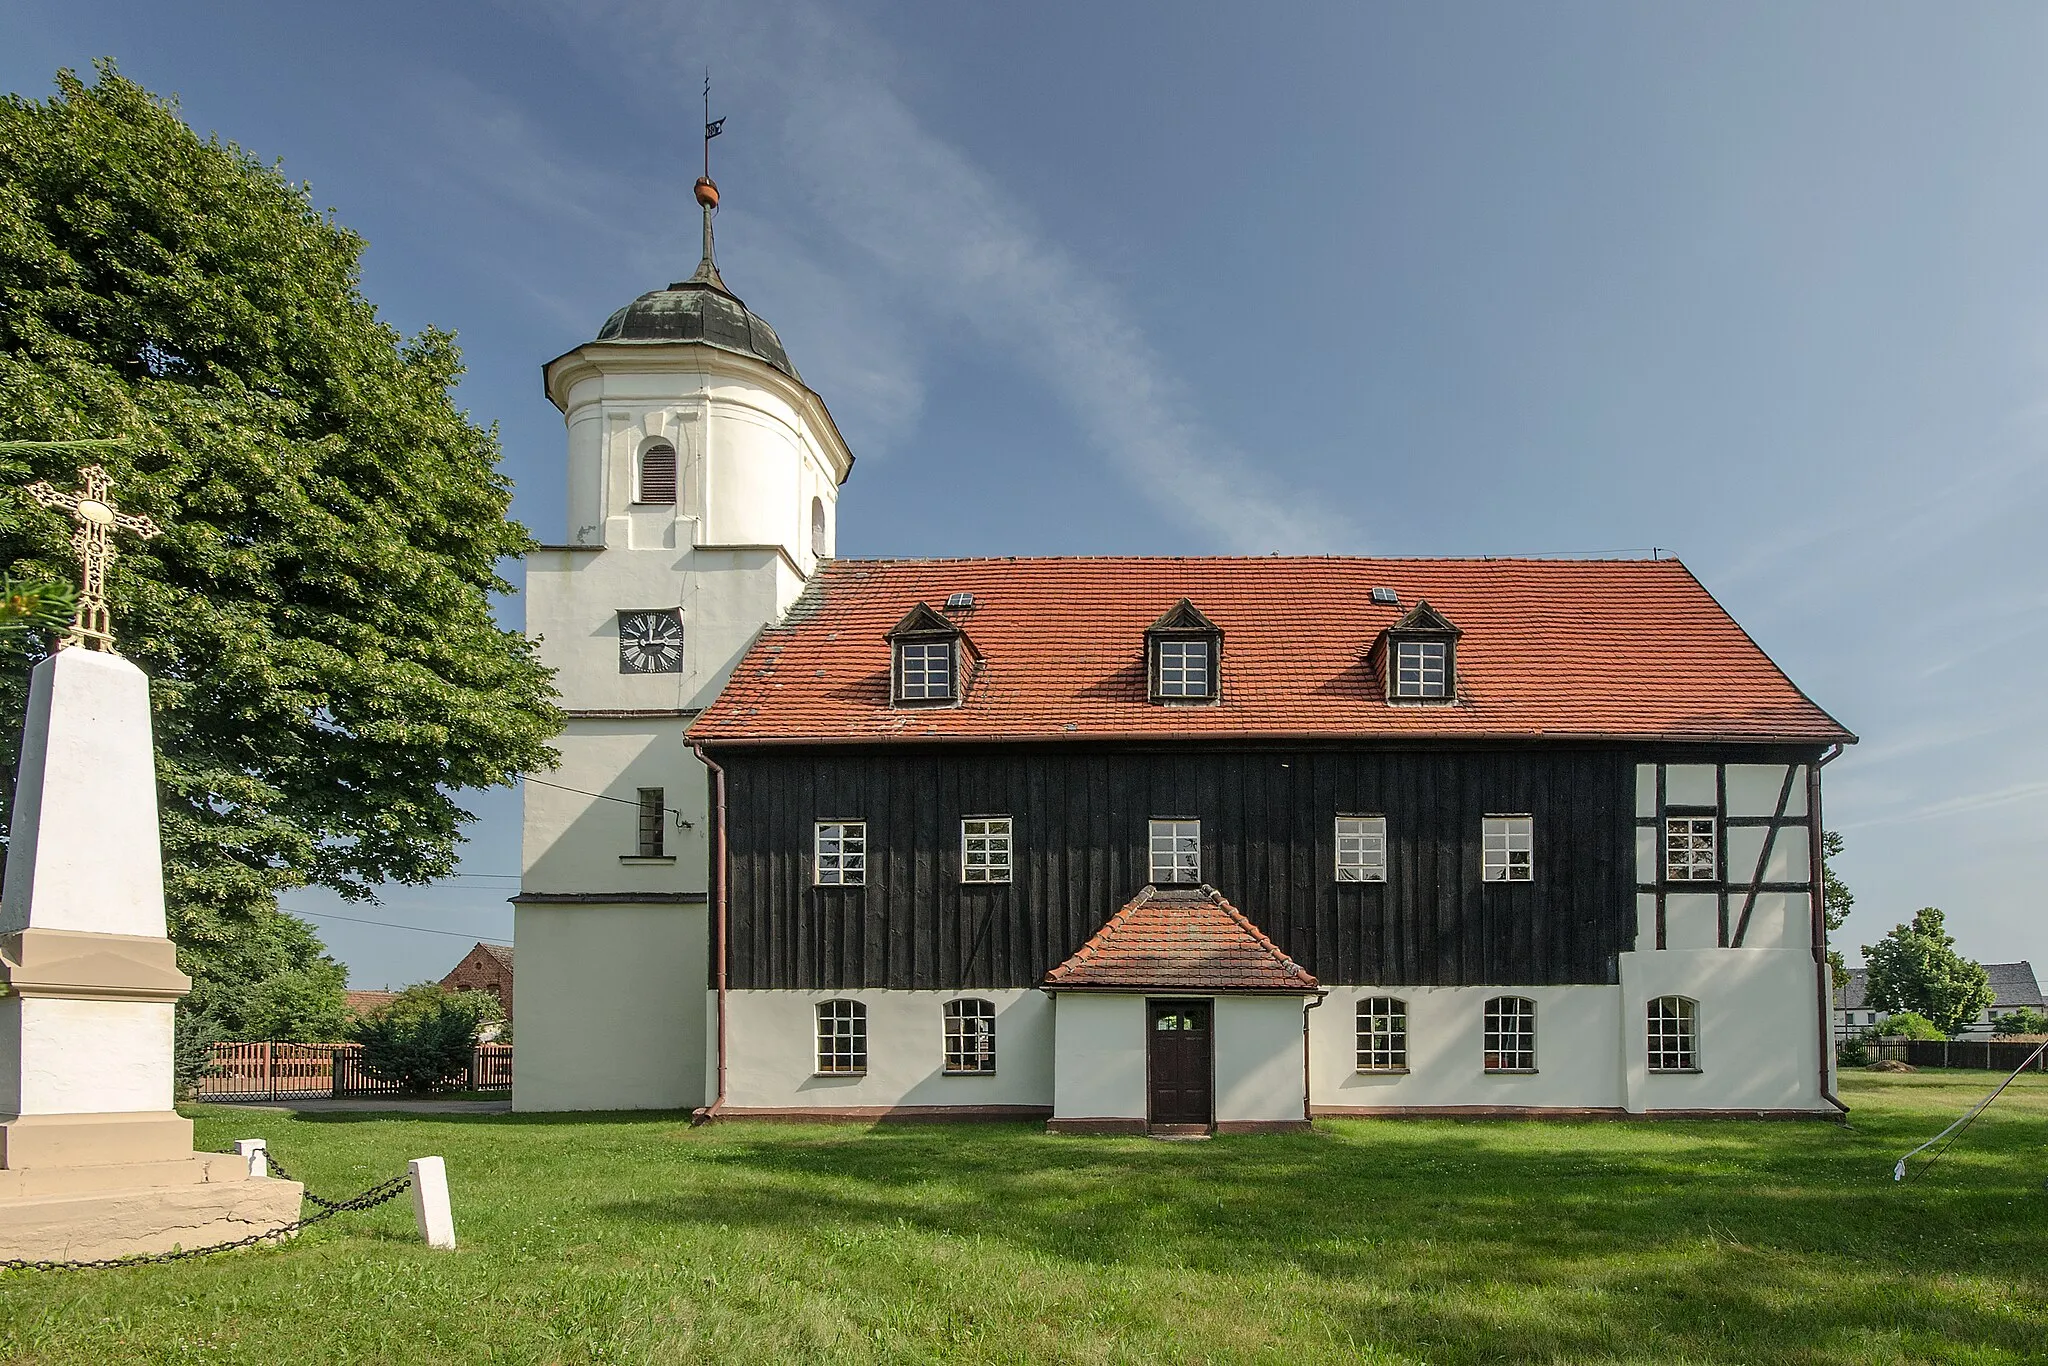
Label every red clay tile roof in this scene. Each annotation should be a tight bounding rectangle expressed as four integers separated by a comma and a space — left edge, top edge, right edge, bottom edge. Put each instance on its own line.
691, 557, 1852, 745
1043, 885, 1319, 993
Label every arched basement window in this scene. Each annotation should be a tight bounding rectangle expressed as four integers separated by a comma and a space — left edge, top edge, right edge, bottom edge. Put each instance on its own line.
1647, 996, 1699, 1072
639, 442, 678, 505
1483, 996, 1537, 1072
815, 1000, 867, 1075
943, 999, 997, 1074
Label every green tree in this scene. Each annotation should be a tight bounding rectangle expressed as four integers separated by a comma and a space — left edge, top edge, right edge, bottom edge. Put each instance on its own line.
240, 961, 352, 1043
351, 984, 502, 1093
0, 572, 73, 636
1861, 908, 1994, 1037
0, 66, 559, 1013
1822, 830, 1854, 991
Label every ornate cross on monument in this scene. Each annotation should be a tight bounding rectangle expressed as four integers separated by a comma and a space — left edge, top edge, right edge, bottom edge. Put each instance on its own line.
24, 465, 160, 654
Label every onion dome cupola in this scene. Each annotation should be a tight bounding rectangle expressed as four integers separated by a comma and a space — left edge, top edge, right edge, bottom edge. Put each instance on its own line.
591, 176, 799, 379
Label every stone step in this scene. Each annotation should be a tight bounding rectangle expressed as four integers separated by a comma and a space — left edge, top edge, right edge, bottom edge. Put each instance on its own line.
0, 1175, 305, 1262
0, 1151, 249, 1201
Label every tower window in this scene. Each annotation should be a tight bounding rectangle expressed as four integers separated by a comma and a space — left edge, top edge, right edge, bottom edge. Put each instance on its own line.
811, 496, 828, 558
636, 788, 665, 858
1149, 819, 1201, 884
1335, 816, 1388, 882
638, 442, 678, 505
943, 999, 997, 1074
896, 641, 955, 701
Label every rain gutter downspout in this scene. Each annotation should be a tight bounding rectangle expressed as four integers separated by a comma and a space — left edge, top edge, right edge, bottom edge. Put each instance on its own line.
1303, 991, 1326, 1126
1812, 743, 1847, 1116
691, 743, 730, 1122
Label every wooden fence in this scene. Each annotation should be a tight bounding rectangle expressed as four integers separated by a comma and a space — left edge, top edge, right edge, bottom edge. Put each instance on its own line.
196, 1041, 513, 1101
1852, 1038, 2048, 1071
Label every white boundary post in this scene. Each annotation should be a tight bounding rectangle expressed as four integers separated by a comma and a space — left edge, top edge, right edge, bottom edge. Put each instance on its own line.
409, 1156, 456, 1249
235, 1138, 269, 1178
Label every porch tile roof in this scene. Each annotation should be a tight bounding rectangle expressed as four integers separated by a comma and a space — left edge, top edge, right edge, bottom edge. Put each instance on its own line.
689, 557, 1853, 746
1042, 885, 1320, 994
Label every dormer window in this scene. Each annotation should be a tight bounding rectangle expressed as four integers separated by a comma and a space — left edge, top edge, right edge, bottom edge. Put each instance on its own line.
897, 640, 954, 700
887, 602, 974, 707
1395, 640, 1447, 698
1145, 599, 1222, 704
1374, 600, 1460, 705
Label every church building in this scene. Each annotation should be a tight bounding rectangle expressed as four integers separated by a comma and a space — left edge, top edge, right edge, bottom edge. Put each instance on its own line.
515, 173, 1855, 1128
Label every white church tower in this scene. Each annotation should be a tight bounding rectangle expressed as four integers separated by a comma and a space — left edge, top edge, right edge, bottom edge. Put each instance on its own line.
515, 168, 854, 1111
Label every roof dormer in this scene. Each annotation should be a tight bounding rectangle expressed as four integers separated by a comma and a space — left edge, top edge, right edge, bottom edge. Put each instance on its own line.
887, 602, 976, 707
1145, 598, 1222, 704
1371, 600, 1461, 704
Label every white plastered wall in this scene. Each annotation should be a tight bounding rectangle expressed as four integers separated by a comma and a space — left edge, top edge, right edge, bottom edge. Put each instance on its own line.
520, 721, 706, 897
1618, 949, 1825, 1112
1313, 985, 1625, 1111
1215, 996, 1309, 1123
511, 904, 708, 1111
1051, 994, 1146, 1122
722, 989, 1054, 1110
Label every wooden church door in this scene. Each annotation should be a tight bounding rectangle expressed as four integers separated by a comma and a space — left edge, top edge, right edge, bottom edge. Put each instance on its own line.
1147, 999, 1214, 1129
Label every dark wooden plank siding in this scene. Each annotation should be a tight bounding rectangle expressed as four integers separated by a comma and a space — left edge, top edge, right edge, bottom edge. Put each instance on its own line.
712, 743, 1806, 993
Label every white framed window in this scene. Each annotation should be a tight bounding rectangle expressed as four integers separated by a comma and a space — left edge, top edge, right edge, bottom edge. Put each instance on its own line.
815, 821, 866, 886
896, 641, 954, 701
1155, 639, 1212, 698
961, 817, 1012, 884
637, 442, 678, 504
943, 999, 997, 1074
1335, 816, 1388, 882
1484, 996, 1537, 1072
1482, 815, 1534, 882
1395, 639, 1447, 698
1648, 996, 1698, 1072
1149, 819, 1201, 884
1664, 817, 1717, 882
1356, 997, 1408, 1071
815, 1000, 866, 1074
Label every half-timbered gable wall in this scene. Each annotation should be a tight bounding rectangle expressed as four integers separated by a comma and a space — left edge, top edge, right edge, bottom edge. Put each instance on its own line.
713, 742, 1825, 993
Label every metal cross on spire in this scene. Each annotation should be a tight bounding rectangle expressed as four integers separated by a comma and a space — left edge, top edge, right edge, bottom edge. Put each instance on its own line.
25, 465, 160, 654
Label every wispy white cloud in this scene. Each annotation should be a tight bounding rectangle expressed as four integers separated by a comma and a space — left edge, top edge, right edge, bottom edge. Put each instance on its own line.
1837, 778, 2048, 830
531, 0, 1357, 552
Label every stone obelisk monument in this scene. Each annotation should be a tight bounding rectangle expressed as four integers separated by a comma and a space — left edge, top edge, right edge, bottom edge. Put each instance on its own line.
0, 466, 301, 1260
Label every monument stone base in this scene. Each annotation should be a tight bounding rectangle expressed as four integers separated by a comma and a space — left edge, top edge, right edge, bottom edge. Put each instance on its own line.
0, 1150, 305, 1261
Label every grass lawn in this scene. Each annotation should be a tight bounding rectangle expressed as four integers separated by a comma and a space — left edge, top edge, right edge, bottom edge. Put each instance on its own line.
2, 1073, 2044, 1364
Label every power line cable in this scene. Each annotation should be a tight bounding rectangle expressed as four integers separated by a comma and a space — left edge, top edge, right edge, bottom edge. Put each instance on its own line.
294, 909, 503, 940
519, 774, 694, 828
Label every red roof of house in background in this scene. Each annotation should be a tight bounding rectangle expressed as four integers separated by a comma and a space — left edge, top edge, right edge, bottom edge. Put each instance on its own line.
1044, 885, 1320, 993
690, 557, 1853, 746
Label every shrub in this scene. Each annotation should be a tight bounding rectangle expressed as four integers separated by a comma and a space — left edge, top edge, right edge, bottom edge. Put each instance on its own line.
1837, 1033, 1871, 1067
1879, 1011, 1946, 1041
1993, 1007, 2048, 1036
351, 984, 503, 1093
173, 1006, 225, 1098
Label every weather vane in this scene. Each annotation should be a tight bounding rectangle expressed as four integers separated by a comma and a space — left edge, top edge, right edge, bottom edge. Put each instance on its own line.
24, 465, 160, 654
702, 71, 725, 190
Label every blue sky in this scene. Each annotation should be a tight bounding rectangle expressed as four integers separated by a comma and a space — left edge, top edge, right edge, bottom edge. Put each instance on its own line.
9, 2, 2047, 988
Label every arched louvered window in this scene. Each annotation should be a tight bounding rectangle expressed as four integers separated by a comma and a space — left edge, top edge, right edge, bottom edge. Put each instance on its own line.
943, 999, 997, 1074
811, 496, 828, 557
638, 442, 678, 505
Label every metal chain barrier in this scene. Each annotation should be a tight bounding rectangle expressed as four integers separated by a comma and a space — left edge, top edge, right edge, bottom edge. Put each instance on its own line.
0, 1155, 413, 1274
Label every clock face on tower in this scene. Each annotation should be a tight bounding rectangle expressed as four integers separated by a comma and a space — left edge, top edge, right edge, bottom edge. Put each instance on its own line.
618, 609, 685, 674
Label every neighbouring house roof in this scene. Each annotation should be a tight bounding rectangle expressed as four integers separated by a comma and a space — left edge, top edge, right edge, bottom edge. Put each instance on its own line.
345, 990, 398, 1014
1042, 885, 1320, 994
690, 557, 1853, 746
478, 942, 514, 972
1834, 962, 2041, 1013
